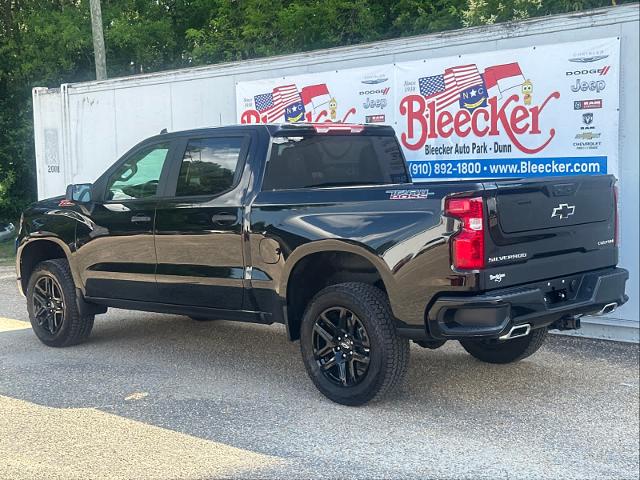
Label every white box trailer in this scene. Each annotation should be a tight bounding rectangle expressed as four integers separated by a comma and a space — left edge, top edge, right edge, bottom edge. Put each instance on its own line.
32, 4, 639, 341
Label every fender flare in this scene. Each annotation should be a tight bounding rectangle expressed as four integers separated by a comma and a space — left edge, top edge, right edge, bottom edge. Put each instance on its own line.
16, 235, 79, 295
279, 239, 401, 317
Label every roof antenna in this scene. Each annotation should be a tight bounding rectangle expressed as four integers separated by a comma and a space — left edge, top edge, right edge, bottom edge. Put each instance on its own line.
160, 128, 168, 134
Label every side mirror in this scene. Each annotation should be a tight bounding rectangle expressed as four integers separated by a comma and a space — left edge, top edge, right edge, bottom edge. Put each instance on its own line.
65, 183, 93, 203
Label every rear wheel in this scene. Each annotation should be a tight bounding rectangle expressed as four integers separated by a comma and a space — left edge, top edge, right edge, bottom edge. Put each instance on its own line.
300, 282, 409, 406
26, 259, 94, 347
459, 328, 548, 364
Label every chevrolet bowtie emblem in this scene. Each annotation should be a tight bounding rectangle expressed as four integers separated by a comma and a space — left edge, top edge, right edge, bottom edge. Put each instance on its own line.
551, 203, 576, 219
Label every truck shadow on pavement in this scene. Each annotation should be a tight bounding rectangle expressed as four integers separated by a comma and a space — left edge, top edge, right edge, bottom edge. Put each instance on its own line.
1, 311, 638, 479
3, 310, 638, 409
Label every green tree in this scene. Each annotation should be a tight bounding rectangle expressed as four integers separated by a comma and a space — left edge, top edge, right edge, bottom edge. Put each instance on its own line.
1, 1, 94, 219
462, 0, 619, 26
0, 0, 634, 220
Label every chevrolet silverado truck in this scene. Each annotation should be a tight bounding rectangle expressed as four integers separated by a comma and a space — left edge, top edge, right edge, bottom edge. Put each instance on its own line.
16, 123, 628, 405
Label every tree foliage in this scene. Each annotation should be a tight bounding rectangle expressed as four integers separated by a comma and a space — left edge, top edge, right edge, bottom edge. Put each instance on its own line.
0, 0, 629, 219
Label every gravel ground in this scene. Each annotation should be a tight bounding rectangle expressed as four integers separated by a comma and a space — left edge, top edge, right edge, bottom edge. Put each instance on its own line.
1, 266, 638, 479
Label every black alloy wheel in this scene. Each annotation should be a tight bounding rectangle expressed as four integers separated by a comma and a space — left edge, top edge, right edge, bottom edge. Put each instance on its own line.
27, 259, 95, 347
300, 282, 410, 406
31, 275, 65, 335
312, 306, 371, 387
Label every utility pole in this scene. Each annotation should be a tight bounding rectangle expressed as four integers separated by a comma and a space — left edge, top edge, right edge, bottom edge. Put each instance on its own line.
89, 0, 107, 80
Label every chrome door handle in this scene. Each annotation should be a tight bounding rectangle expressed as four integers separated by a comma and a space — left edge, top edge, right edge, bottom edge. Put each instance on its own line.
211, 212, 237, 226
131, 215, 152, 223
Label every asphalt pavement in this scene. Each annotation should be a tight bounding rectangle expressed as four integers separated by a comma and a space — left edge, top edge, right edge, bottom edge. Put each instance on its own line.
1, 265, 638, 479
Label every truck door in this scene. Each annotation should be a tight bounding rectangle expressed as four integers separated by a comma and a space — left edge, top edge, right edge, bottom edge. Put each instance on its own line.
75, 140, 176, 302
153, 133, 251, 311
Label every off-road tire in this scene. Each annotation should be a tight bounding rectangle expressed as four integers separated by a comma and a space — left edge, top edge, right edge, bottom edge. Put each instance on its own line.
300, 282, 410, 406
26, 259, 94, 347
459, 327, 548, 364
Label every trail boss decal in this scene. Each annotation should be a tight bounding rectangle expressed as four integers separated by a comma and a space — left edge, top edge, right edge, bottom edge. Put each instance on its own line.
386, 189, 434, 200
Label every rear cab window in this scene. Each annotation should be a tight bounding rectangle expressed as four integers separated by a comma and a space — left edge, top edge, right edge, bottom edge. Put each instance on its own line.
262, 134, 409, 190
176, 137, 244, 197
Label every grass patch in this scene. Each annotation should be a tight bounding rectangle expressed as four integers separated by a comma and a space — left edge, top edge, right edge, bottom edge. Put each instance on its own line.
0, 237, 16, 267
0, 219, 18, 266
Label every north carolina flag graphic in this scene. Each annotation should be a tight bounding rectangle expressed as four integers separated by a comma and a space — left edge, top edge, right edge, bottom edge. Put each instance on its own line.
300, 84, 332, 110
483, 63, 526, 97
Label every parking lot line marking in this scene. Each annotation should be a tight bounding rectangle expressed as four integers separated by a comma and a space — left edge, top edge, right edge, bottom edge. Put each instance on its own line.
0, 317, 30, 332
0, 395, 284, 479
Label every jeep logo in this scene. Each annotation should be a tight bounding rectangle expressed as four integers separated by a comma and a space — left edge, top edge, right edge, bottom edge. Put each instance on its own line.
570, 79, 606, 93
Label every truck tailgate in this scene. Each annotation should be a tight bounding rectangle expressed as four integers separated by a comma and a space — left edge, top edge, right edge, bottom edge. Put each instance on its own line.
482, 175, 617, 290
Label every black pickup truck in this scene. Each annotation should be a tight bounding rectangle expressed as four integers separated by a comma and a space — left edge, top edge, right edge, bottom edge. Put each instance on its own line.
16, 123, 628, 405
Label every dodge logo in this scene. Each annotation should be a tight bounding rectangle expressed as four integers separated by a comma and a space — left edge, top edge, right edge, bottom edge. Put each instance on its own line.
551, 203, 576, 219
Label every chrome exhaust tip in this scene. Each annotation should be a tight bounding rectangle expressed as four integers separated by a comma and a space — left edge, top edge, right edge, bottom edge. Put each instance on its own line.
499, 324, 531, 341
595, 302, 617, 316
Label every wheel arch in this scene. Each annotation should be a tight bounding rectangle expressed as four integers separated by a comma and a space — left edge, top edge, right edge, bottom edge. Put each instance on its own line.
280, 240, 397, 341
17, 237, 76, 296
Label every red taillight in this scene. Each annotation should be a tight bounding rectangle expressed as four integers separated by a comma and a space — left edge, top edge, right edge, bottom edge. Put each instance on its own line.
614, 185, 619, 247
445, 196, 486, 270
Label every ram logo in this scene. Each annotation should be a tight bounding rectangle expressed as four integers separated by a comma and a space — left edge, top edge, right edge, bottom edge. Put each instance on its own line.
489, 273, 506, 283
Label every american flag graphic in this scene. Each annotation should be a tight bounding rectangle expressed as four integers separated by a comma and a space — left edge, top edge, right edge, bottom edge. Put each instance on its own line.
254, 85, 302, 122
419, 65, 483, 109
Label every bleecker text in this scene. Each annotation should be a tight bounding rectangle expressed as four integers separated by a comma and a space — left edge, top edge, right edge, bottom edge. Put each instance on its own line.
399, 92, 560, 154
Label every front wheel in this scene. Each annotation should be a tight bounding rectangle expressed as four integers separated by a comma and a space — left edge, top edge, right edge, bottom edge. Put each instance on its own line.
26, 259, 94, 347
459, 327, 548, 364
300, 282, 409, 406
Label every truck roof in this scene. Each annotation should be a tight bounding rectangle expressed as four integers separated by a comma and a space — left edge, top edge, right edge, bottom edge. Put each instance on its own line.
148, 123, 396, 142
264, 123, 396, 136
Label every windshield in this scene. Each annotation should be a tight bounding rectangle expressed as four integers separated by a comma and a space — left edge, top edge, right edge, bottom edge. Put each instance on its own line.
262, 135, 409, 190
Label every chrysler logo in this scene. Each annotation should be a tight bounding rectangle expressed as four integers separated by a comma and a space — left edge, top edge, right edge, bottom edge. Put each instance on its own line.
551, 203, 576, 219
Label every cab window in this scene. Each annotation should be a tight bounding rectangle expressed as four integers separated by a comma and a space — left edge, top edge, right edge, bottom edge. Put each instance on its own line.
175, 137, 243, 197
262, 135, 408, 190
106, 144, 170, 201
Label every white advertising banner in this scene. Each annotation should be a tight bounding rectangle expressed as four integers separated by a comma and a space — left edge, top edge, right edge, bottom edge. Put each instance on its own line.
236, 65, 395, 126
236, 37, 620, 181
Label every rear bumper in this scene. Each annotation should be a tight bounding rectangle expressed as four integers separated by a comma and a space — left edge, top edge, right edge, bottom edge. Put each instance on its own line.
424, 267, 628, 340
